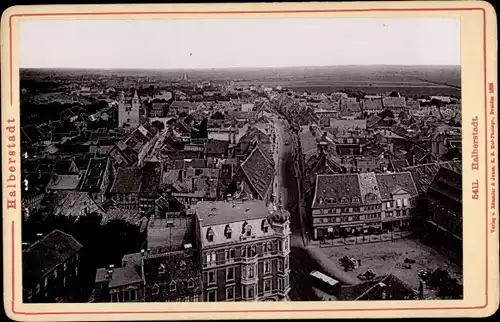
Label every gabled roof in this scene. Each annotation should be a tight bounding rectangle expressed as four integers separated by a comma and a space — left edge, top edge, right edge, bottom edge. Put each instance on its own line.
23, 230, 82, 284
95, 266, 142, 289
375, 172, 418, 200
109, 167, 142, 194
312, 174, 362, 208
382, 97, 406, 108
239, 145, 275, 200
403, 161, 462, 195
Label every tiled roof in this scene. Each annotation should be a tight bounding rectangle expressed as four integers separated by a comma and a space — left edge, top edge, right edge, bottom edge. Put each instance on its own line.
147, 217, 194, 250
341, 101, 361, 112
23, 230, 82, 284
174, 159, 207, 170
358, 172, 382, 203
102, 207, 146, 230
141, 162, 162, 196
366, 114, 382, 128
427, 167, 462, 205
46, 174, 81, 190
95, 266, 142, 289
51, 190, 106, 218
375, 172, 418, 200
196, 200, 270, 226
403, 161, 462, 194
361, 99, 384, 112
53, 160, 78, 175
142, 251, 202, 299
110, 167, 142, 194
329, 120, 367, 131
240, 145, 274, 200
205, 139, 230, 155
312, 174, 362, 208
382, 97, 406, 108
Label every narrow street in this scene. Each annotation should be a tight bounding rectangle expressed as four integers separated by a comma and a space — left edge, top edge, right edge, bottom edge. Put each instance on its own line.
271, 111, 359, 300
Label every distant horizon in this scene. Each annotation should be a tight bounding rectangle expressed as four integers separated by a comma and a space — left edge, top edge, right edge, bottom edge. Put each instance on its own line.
21, 64, 461, 72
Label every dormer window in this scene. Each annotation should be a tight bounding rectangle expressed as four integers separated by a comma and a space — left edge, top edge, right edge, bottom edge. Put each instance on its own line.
152, 284, 159, 295
188, 278, 194, 288
245, 224, 252, 236
180, 260, 187, 271
242, 221, 248, 234
341, 197, 348, 203
206, 227, 214, 242
261, 219, 269, 233
224, 225, 232, 239
170, 281, 177, 291
158, 263, 166, 275
353, 197, 360, 203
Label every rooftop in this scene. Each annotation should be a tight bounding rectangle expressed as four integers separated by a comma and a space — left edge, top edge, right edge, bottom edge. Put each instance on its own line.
196, 200, 270, 226
95, 266, 142, 289
375, 172, 418, 200
23, 230, 82, 284
147, 217, 194, 251
109, 167, 142, 194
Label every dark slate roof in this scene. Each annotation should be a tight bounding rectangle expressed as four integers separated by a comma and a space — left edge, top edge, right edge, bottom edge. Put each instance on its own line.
95, 267, 142, 288
141, 162, 162, 196
205, 139, 230, 156
109, 167, 142, 193
238, 126, 272, 144
403, 161, 462, 195
23, 230, 82, 284
147, 217, 194, 250
240, 145, 274, 200
427, 167, 462, 206
312, 174, 362, 208
375, 172, 418, 200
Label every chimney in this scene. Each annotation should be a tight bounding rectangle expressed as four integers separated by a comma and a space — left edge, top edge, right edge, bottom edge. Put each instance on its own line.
36, 233, 43, 240
419, 280, 424, 298
227, 194, 233, 202
22, 242, 31, 251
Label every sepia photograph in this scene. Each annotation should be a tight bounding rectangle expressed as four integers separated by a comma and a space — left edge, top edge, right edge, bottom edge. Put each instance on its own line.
17, 15, 464, 305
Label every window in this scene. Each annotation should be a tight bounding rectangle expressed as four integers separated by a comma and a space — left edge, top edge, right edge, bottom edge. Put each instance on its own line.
285, 256, 289, 270
207, 290, 216, 302
249, 265, 255, 278
246, 224, 253, 236
278, 278, 284, 291
386, 202, 391, 208
208, 271, 216, 284
63, 262, 67, 271
206, 227, 214, 242
226, 286, 235, 300
226, 267, 234, 281
284, 239, 288, 252
241, 246, 246, 257
278, 258, 284, 272
170, 281, 177, 291
262, 219, 269, 233
211, 252, 217, 264
278, 240, 283, 252
264, 279, 271, 293
159, 263, 166, 274
336, 217, 341, 222
247, 285, 255, 298
75, 266, 78, 276
348, 216, 353, 222
322, 217, 328, 223
397, 199, 402, 208
251, 245, 257, 257
264, 261, 271, 274
44, 277, 48, 287
130, 290, 136, 301
63, 277, 66, 286
406, 209, 410, 216
188, 278, 194, 288
53, 269, 58, 279
403, 198, 408, 207
224, 225, 232, 239
152, 284, 159, 295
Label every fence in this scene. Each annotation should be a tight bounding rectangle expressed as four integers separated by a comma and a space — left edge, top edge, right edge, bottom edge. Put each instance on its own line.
312, 230, 414, 248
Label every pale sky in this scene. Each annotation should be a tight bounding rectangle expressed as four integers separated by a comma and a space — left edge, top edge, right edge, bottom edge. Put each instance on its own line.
19, 18, 460, 69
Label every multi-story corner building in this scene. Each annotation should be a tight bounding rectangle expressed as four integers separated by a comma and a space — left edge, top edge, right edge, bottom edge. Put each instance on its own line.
23, 230, 82, 303
195, 200, 291, 302
309, 172, 418, 240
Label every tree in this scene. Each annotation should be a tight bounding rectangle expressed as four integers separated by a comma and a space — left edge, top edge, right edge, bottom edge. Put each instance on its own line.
378, 109, 395, 119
